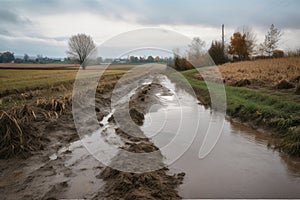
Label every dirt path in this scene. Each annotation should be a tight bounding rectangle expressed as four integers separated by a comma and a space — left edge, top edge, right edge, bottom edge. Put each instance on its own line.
0, 75, 184, 199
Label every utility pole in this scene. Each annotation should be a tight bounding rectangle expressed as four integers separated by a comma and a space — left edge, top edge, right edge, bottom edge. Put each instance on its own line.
222, 24, 225, 51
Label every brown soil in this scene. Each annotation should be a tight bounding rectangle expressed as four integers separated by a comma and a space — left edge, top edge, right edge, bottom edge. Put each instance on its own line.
0, 76, 184, 199
0, 80, 112, 199
0, 103, 81, 199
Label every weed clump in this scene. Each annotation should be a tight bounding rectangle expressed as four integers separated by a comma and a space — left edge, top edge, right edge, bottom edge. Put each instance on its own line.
36, 98, 66, 114
280, 128, 300, 156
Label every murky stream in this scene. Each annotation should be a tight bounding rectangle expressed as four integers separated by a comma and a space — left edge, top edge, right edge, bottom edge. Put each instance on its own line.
141, 76, 300, 199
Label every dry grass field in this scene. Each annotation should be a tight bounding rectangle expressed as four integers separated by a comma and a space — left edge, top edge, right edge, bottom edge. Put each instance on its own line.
219, 57, 300, 88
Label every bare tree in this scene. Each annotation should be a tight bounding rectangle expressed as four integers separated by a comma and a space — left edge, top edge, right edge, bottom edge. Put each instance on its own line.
67, 33, 96, 69
257, 43, 266, 57
237, 26, 257, 57
260, 24, 282, 57
187, 37, 206, 67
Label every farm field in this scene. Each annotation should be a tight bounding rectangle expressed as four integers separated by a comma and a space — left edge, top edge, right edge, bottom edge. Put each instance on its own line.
0, 63, 79, 70
2, 58, 299, 95
218, 57, 300, 89
0, 64, 137, 96
192, 57, 300, 90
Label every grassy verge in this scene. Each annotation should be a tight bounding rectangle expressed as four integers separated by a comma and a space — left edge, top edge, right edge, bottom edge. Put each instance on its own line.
181, 69, 300, 156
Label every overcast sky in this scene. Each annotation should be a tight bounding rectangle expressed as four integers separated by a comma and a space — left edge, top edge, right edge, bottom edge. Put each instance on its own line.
1, 0, 300, 57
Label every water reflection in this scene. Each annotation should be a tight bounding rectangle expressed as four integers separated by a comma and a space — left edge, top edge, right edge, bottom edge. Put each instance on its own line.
142, 76, 300, 198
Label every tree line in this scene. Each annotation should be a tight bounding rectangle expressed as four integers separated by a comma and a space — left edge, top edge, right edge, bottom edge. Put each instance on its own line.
0, 52, 70, 64
66, 24, 298, 70
210, 24, 285, 64
1, 24, 299, 69
172, 24, 300, 70
0, 52, 15, 63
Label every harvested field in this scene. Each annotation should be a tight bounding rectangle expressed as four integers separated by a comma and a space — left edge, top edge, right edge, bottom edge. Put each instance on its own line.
218, 57, 300, 89
0, 63, 138, 95
0, 68, 129, 99
193, 57, 300, 91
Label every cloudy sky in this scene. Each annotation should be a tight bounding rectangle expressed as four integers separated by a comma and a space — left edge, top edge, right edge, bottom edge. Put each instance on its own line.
1, 0, 300, 58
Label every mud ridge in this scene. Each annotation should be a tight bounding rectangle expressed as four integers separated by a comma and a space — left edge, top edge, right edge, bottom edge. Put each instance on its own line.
95, 83, 185, 200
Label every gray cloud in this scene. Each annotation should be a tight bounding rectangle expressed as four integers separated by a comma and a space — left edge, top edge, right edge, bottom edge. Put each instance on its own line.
2, 0, 300, 29
0, 0, 300, 57
0, 8, 32, 38
119, 0, 300, 29
0, 29, 10, 36
0, 8, 31, 25
0, 35, 66, 57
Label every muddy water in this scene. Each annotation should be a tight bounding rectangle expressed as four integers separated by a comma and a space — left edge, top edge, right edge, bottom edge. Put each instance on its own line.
142, 76, 300, 199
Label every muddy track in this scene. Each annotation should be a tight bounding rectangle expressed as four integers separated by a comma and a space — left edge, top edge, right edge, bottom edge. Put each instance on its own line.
0, 76, 184, 199
0, 87, 111, 199
95, 82, 184, 200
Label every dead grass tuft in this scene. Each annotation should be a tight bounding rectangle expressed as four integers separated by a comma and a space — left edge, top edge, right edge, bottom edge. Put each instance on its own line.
0, 106, 46, 159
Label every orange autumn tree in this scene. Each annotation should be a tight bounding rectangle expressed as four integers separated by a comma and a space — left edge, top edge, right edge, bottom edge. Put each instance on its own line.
228, 32, 248, 61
